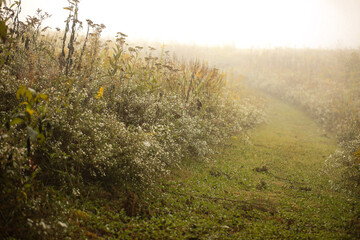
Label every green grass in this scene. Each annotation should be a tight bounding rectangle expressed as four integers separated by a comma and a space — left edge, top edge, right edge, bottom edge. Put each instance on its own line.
70, 94, 360, 239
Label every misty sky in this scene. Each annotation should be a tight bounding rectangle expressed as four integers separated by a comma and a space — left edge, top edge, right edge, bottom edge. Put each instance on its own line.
20, 0, 360, 48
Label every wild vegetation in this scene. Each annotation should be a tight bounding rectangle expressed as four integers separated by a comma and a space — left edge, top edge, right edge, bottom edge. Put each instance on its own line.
1, 0, 360, 239
239, 48, 360, 196
165, 44, 360, 197
0, 1, 265, 238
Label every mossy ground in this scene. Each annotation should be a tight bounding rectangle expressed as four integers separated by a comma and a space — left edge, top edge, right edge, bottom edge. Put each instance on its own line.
68, 94, 360, 239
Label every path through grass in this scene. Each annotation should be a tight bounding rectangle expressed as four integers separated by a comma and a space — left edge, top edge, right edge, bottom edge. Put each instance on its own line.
78, 94, 360, 239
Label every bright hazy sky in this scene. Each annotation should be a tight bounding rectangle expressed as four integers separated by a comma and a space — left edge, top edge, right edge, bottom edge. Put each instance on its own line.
20, 0, 360, 48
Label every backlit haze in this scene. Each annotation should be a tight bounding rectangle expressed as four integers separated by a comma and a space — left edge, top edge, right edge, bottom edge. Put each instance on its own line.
20, 0, 360, 49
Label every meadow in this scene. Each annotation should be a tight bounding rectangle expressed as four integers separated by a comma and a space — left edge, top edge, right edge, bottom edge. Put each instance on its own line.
167, 43, 360, 197
0, 1, 359, 239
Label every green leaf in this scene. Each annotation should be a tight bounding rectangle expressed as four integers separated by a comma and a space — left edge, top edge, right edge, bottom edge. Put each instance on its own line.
26, 103, 32, 110
16, 85, 26, 99
37, 133, 45, 144
25, 90, 33, 101
10, 117, 24, 126
27, 126, 38, 142
39, 93, 48, 101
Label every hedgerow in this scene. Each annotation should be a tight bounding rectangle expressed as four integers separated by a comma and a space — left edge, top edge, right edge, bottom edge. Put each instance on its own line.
0, 1, 265, 238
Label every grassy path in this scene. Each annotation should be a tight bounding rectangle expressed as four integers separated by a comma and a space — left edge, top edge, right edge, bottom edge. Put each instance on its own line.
80, 95, 359, 239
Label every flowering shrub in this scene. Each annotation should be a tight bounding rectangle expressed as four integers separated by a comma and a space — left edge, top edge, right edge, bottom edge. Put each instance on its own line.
0, 1, 265, 237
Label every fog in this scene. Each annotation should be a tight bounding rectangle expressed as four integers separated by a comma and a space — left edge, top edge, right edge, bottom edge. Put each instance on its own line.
20, 0, 360, 48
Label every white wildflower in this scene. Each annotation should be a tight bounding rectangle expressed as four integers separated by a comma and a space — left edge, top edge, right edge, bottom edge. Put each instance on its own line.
143, 141, 151, 147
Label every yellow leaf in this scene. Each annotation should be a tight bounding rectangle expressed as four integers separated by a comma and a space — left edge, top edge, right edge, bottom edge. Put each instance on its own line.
26, 109, 34, 116
95, 86, 104, 99
75, 210, 90, 220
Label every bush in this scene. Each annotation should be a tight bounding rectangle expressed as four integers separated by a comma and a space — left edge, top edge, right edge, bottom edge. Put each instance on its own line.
0, 1, 265, 238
